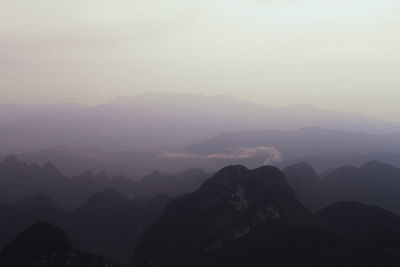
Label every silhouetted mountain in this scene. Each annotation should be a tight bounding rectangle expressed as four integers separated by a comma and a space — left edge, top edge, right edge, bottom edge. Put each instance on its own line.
317, 202, 400, 263
132, 165, 319, 266
325, 161, 400, 214
67, 189, 171, 265
283, 161, 400, 214
0, 156, 147, 208
0, 204, 35, 251
0, 94, 398, 154
281, 151, 400, 174
0, 222, 121, 267
68, 189, 142, 264
132, 165, 400, 267
283, 162, 330, 211
13, 194, 66, 225
0, 190, 171, 266
0, 155, 68, 205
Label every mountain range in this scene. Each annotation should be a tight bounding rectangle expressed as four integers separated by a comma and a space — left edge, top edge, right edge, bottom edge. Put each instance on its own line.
283, 161, 400, 214
0, 189, 171, 266
0, 222, 122, 267
132, 165, 400, 267
0, 155, 207, 208
2, 157, 400, 266
0, 93, 398, 154
3, 126, 400, 178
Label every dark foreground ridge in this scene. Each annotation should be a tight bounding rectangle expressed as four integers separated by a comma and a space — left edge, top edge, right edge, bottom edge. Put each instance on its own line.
132, 165, 400, 267
0, 222, 122, 267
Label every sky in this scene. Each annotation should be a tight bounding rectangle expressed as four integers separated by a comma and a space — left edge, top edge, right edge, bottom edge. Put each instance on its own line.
0, 0, 399, 121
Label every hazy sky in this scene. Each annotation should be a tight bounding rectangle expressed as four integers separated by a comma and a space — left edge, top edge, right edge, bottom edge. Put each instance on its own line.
0, 0, 399, 121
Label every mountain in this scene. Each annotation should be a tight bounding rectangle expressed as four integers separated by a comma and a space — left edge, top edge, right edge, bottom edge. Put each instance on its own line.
325, 161, 400, 214
0, 103, 87, 122
0, 155, 68, 205
283, 161, 400, 214
0, 155, 147, 209
183, 127, 400, 162
132, 165, 400, 267
68, 189, 145, 265
317, 202, 400, 263
0, 204, 35, 251
132, 165, 316, 266
0, 93, 398, 154
4, 146, 214, 178
7, 127, 400, 179
283, 162, 330, 211
0, 190, 171, 266
13, 193, 67, 225
0, 222, 121, 267
68, 189, 170, 265
281, 151, 400, 174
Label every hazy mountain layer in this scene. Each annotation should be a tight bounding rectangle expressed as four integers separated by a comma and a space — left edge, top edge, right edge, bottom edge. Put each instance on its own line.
0, 94, 398, 154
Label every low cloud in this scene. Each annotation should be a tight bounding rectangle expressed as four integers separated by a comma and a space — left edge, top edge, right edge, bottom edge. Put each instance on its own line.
162, 146, 283, 165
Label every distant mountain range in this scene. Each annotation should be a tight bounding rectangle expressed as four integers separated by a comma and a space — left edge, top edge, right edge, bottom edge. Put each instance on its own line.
3, 126, 400, 178
184, 127, 400, 158
0, 93, 398, 154
0, 155, 207, 208
0, 103, 87, 122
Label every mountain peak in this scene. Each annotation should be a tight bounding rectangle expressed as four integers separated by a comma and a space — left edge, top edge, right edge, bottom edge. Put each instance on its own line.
0, 155, 20, 167
133, 165, 312, 266
207, 165, 249, 185
0, 155, 30, 173
42, 161, 63, 177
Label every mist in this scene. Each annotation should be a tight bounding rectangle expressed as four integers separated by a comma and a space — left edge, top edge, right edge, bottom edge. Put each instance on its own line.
1, 1, 400, 267
1, 0, 400, 121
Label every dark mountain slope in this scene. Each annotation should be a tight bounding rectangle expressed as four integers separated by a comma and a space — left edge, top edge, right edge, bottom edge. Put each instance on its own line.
132, 165, 400, 267
317, 202, 400, 264
132, 165, 318, 266
13, 193, 67, 225
0, 222, 121, 267
283, 162, 331, 211
0, 190, 171, 266
67, 189, 171, 265
326, 161, 400, 214
283, 161, 400, 214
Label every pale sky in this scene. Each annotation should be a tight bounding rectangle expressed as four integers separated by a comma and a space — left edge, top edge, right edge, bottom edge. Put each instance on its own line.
0, 0, 399, 121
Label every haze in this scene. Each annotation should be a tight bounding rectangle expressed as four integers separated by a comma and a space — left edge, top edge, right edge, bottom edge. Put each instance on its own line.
1, 0, 399, 122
